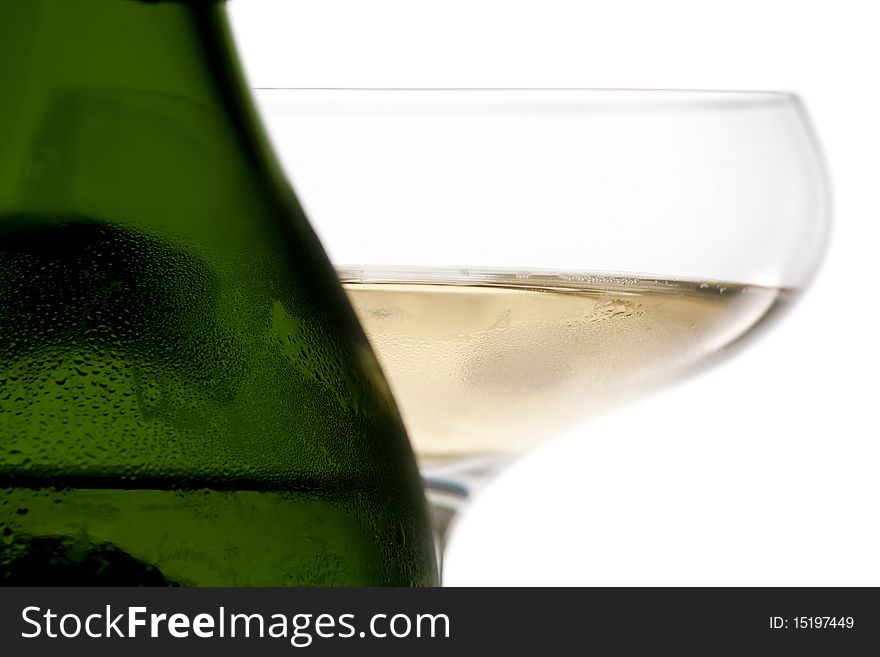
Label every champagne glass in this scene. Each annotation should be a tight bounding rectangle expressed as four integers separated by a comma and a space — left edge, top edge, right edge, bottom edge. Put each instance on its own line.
255, 89, 830, 568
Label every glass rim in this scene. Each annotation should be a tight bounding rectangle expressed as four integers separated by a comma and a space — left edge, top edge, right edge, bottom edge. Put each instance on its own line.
253, 87, 801, 107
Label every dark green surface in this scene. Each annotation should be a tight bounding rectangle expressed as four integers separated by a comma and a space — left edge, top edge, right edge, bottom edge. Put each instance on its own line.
0, 0, 437, 586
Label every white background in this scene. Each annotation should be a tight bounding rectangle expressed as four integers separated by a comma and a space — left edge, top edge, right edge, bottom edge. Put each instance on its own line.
228, 0, 880, 585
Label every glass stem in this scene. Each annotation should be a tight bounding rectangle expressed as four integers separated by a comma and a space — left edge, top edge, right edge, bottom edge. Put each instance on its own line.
421, 454, 517, 574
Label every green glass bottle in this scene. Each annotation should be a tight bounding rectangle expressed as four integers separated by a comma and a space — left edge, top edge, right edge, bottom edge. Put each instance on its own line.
0, 0, 437, 586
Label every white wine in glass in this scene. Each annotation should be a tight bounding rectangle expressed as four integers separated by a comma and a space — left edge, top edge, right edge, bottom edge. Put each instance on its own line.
340, 267, 788, 460
256, 89, 830, 567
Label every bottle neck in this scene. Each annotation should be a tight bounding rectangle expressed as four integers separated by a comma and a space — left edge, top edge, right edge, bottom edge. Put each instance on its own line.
0, 0, 287, 233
